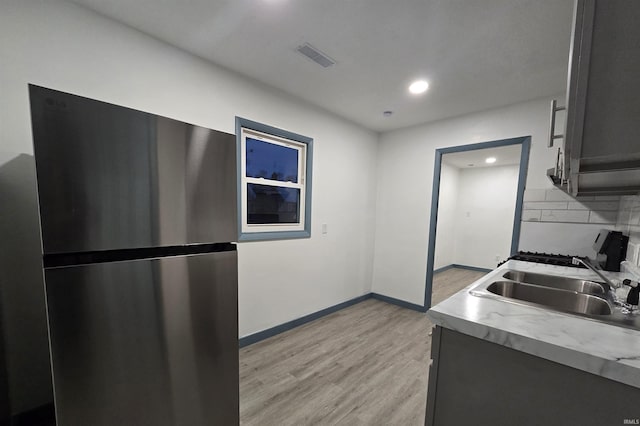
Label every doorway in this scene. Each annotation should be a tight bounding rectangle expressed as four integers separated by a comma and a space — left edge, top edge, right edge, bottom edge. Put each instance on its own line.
424, 136, 531, 309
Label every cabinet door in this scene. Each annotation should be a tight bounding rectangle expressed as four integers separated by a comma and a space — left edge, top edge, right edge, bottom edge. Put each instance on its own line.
565, 0, 640, 184
426, 327, 640, 425
581, 0, 640, 163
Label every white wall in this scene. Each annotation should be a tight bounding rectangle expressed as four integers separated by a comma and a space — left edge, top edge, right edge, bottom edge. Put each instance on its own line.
0, 0, 378, 339
452, 165, 519, 269
434, 163, 519, 271
371, 95, 602, 305
433, 163, 459, 269
518, 222, 604, 256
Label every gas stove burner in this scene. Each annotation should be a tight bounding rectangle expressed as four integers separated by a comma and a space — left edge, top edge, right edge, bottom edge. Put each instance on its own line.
500, 251, 587, 268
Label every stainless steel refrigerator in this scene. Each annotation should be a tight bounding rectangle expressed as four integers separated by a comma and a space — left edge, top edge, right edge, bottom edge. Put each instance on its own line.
29, 85, 239, 425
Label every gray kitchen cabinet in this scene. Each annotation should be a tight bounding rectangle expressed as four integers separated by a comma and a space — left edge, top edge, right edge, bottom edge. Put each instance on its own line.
549, 0, 640, 196
425, 326, 640, 425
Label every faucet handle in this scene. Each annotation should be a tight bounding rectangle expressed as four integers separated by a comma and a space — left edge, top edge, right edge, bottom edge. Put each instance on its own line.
571, 256, 620, 289
623, 279, 640, 307
627, 286, 640, 306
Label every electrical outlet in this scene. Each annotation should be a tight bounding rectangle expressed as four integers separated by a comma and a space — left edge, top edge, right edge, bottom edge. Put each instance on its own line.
495, 255, 500, 262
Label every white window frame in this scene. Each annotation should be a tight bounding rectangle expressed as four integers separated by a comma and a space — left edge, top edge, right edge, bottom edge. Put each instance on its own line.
236, 118, 313, 241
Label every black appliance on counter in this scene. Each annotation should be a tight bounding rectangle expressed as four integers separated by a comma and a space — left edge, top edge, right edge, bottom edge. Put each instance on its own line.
593, 229, 629, 272
27, 85, 239, 425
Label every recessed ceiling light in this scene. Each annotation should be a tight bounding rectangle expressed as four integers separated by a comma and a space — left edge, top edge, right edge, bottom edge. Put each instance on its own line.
408, 80, 429, 94
485, 157, 497, 164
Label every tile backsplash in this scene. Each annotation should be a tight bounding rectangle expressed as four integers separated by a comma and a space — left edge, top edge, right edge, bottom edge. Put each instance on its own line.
521, 189, 640, 269
523, 188, 620, 225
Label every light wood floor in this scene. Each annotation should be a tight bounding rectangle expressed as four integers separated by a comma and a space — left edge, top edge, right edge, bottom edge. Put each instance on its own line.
239, 267, 486, 425
430, 267, 487, 306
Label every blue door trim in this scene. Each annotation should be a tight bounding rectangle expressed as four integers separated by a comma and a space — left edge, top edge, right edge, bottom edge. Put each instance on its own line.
423, 136, 531, 310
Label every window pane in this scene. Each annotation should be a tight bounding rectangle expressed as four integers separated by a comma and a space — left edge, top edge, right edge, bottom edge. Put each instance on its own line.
247, 184, 300, 224
246, 137, 298, 183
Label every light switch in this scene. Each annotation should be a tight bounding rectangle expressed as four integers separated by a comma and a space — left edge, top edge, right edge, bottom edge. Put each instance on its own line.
322, 223, 328, 234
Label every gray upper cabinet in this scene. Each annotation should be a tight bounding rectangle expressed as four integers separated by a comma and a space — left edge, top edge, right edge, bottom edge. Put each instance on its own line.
550, 0, 640, 196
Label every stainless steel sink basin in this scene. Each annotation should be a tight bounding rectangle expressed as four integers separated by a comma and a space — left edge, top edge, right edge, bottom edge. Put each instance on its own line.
469, 268, 640, 330
502, 270, 607, 296
486, 281, 612, 316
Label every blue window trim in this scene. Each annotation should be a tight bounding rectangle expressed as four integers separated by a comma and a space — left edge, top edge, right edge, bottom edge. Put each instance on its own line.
235, 117, 313, 242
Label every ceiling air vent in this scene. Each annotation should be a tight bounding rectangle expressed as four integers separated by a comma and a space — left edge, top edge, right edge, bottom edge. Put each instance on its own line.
296, 43, 336, 68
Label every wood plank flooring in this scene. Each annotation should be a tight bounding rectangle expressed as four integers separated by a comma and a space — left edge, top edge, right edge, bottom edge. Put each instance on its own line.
239, 267, 487, 425
431, 267, 488, 305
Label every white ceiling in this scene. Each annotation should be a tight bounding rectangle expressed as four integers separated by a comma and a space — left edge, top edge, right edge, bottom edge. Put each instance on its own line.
442, 144, 522, 169
68, 0, 575, 132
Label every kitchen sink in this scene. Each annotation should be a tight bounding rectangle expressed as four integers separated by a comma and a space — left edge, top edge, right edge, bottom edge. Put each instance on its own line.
469, 269, 640, 330
486, 281, 612, 316
502, 270, 608, 296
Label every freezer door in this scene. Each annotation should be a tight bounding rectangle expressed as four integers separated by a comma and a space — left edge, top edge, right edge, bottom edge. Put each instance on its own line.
30, 85, 237, 254
44, 251, 238, 426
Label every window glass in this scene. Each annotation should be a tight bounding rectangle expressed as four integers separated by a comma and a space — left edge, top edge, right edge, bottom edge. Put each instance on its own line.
245, 137, 298, 183
247, 184, 300, 224
236, 117, 312, 241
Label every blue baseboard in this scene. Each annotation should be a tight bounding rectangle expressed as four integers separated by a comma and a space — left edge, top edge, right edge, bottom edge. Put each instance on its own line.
239, 293, 372, 348
370, 292, 427, 313
433, 264, 455, 274
451, 264, 493, 273
434, 263, 493, 274
238, 291, 431, 347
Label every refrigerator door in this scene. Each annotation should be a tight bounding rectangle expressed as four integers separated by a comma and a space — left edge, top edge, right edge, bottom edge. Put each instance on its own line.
30, 85, 237, 254
44, 251, 239, 426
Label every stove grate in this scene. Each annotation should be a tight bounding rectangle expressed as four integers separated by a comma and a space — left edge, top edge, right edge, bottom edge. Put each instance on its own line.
499, 251, 587, 268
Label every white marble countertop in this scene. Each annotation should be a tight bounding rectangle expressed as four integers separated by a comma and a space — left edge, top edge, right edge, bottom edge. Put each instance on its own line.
427, 260, 640, 388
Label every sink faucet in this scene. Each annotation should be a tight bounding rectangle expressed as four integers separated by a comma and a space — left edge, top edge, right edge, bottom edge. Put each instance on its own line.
571, 257, 619, 289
